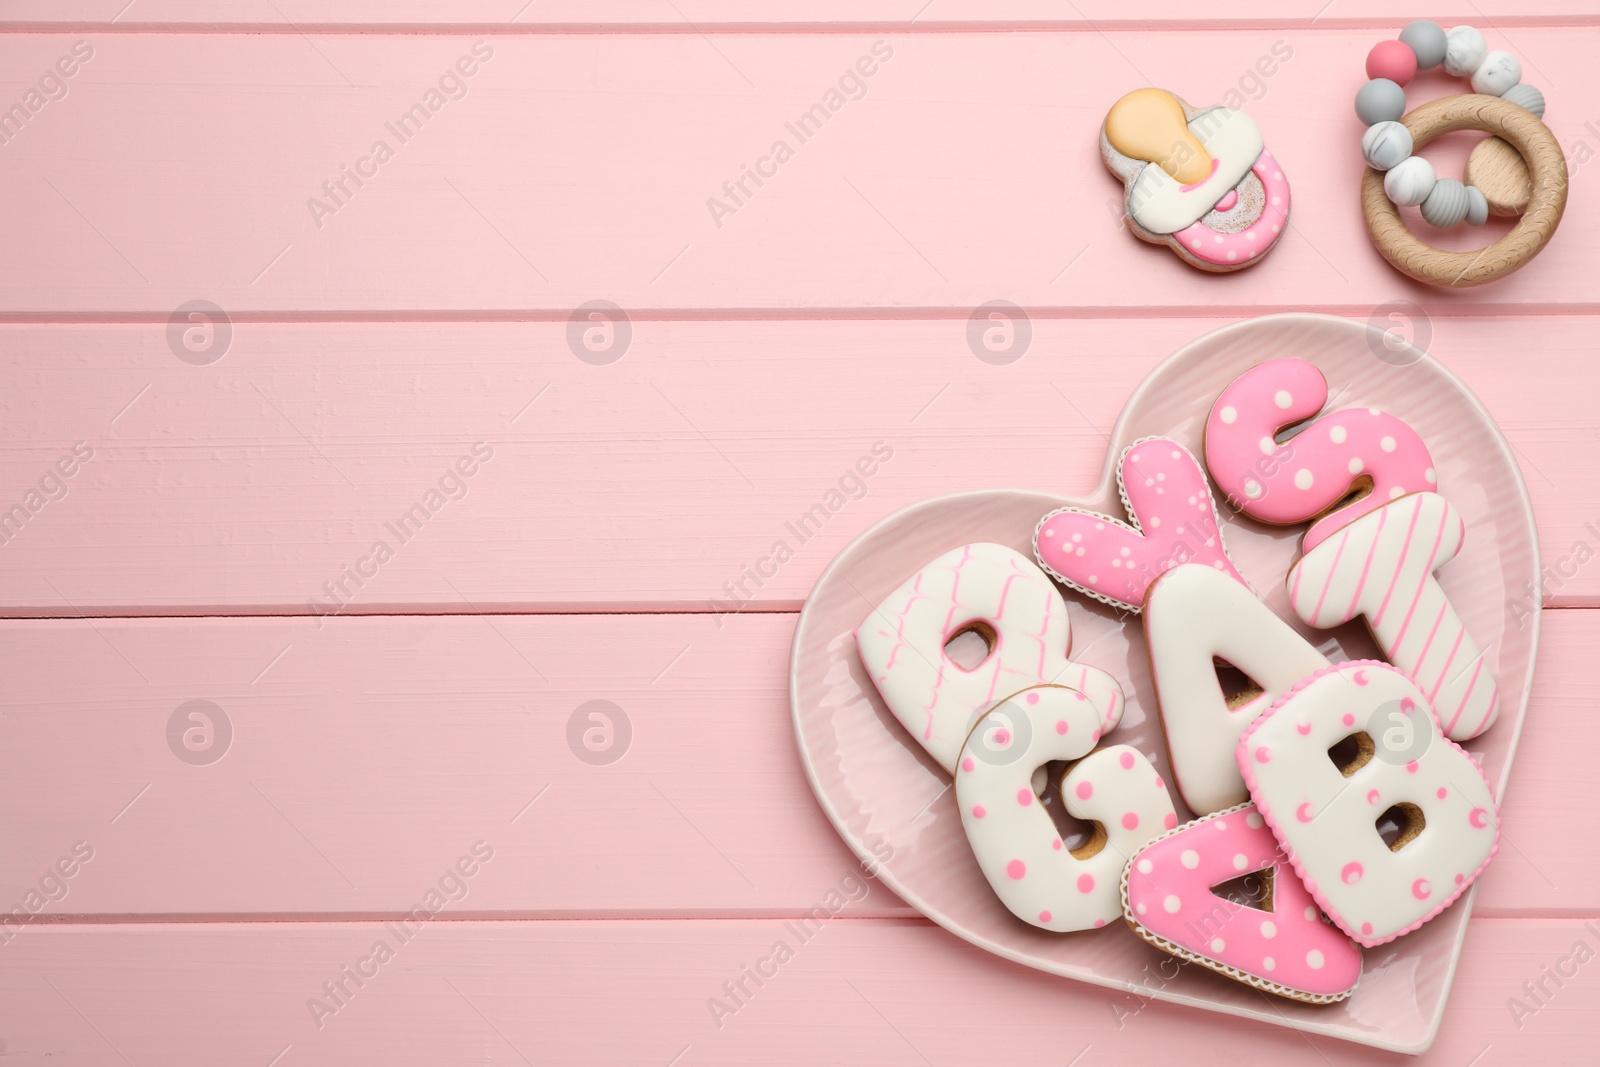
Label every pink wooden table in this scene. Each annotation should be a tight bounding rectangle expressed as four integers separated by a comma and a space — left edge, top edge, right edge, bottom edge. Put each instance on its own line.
1, 5, 1596, 1063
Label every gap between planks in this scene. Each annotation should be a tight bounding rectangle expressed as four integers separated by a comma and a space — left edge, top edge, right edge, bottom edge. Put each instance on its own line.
8, 18, 1600, 35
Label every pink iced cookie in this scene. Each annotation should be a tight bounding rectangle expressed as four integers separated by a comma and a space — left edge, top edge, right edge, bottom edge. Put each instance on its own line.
1289, 492, 1499, 741
1238, 661, 1499, 947
958, 688, 1176, 932
1123, 803, 1362, 1002
1204, 358, 1435, 550
1034, 437, 1246, 612
856, 543, 1124, 775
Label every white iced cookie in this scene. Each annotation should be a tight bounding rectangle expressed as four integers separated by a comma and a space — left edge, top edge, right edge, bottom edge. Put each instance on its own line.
856, 543, 1124, 774
957, 685, 1177, 931
1287, 492, 1498, 741
1238, 661, 1499, 947
1145, 563, 1329, 815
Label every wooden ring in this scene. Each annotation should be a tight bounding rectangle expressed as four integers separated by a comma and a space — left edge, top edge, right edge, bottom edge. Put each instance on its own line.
1361, 94, 1567, 287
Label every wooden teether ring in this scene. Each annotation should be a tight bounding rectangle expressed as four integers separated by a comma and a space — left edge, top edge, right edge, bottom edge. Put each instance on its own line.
1464, 136, 1531, 216
1361, 94, 1567, 287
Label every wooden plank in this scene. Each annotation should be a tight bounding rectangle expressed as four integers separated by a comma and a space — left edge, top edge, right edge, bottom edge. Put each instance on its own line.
1, 29, 1598, 314
1, 917, 1594, 1062
0, 317, 1592, 616
0, 609, 1589, 918
11, 2, 1600, 28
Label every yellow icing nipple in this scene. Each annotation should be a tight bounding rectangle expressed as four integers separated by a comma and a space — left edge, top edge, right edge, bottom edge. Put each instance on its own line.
1104, 88, 1213, 186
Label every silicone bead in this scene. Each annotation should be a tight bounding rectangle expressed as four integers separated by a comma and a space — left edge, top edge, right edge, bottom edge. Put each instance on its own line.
1443, 26, 1487, 77
1366, 40, 1418, 86
1361, 120, 1413, 171
1471, 51, 1521, 96
1384, 155, 1436, 206
1500, 83, 1546, 118
1399, 20, 1448, 70
1355, 79, 1407, 125
1465, 185, 1490, 226
1421, 178, 1469, 228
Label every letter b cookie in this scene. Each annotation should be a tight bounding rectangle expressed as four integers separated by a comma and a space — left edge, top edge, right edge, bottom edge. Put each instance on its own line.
1238, 661, 1498, 947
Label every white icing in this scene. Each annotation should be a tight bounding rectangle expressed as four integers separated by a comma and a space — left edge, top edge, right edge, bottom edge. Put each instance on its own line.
1126, 108, 1265, 234
1145, 564, 1329, 815
957, 688, 1176, 932
856, 543, 1124, 774
1288, 492, 1499, 741
1239, 661, 1498, 947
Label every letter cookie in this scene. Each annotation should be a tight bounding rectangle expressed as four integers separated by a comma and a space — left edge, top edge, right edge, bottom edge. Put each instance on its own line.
1289, 492, 1498, 741
1204, 358, 1435, 550
1035, 437, 1245, 612
1145, 563, 1330, 815
1102, 88, 1290, 271
1238, 661, 1499, 947
1123, 803, 1362, 1002
856, 543, 1124, 774
958, 686, 1177, 931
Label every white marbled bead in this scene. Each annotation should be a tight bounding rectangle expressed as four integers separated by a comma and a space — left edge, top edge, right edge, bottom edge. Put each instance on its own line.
1465, 185, 1490, 226
1361, 121, 1414, 170
1501, 83, 1546, 118
1471, 51, 1522, 96
1384, 155, 1437, 206
1443, 26, 1487, 77
1421, 178, 1469, 228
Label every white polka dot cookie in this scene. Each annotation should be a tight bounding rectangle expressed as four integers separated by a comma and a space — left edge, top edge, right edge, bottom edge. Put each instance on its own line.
1237, 661, 1499, 947
957, 686, 1177, 932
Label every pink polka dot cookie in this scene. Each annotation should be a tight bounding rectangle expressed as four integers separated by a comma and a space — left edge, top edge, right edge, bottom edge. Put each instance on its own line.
1123, 803, 1362, 1003
957, 686, 1176, 932
1034, 437, 1245, 613
856, 542, 1125, 775
1237, 661, 1499, 947
1102, 88, 1290, 272
1289, 492, 1499, 742
1204, 357, 1435, 551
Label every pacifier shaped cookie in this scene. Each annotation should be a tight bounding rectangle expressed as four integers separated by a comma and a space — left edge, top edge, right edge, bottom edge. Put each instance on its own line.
1102, 88, 1290, 271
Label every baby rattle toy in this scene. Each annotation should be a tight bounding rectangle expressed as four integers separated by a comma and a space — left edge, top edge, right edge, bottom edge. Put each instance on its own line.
1102, 88, 1290, 272
1356, 20, 1567, 286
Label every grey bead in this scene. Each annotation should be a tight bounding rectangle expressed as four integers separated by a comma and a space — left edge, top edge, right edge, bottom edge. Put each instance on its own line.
1400, 20, 1448, 69
1465, 185, 1490, 226
1362, 120, 1413, 170
1355, 79, 1407, 125
1421, 178, 1469, 228
1501, 83, 1546, 119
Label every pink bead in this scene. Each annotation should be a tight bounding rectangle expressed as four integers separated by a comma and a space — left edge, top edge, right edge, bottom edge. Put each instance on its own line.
1366, 40, 1417, 86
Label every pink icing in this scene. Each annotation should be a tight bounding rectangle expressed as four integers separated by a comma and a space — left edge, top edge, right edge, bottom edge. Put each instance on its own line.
1172, 150, 1290, 267
1236, 660, 1501, 948
1203, 357, 1434, 550
1035, 436, 1246, 611
1123, 803, 1362, 999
